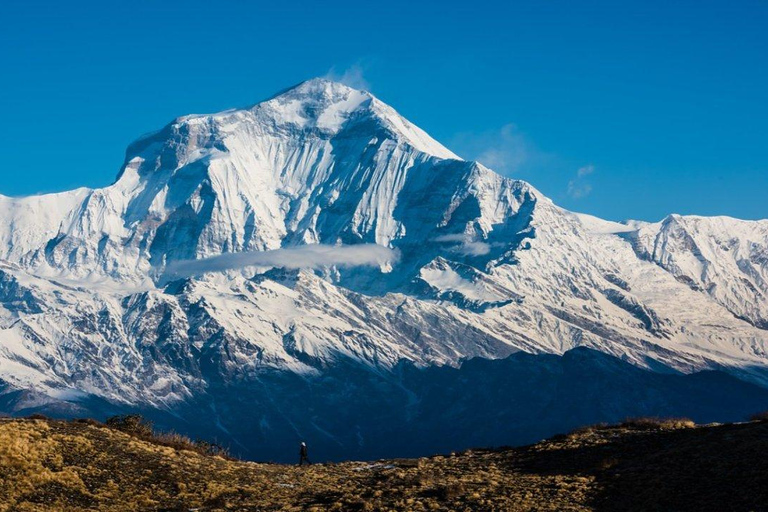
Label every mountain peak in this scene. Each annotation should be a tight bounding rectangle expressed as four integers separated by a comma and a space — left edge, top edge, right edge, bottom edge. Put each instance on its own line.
275, 77, 369, 98
134, 78, 457, 165
253, 78, 459, 160
256, 77, 374, 133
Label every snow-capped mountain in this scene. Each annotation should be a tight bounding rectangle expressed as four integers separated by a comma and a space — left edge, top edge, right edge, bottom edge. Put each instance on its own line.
1, 79, 767, 457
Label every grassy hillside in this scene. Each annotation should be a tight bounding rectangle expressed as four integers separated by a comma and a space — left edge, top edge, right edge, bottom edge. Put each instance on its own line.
0, 416, 766, 511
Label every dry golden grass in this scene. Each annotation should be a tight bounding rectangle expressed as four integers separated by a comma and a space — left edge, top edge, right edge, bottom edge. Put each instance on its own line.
619, 417, 696, 430
102, 414, 231, 458
569, 416, 695, 437
0, 417, 766, 511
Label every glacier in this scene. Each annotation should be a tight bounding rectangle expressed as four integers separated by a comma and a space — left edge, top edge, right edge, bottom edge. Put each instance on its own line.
1, 78, 767, 459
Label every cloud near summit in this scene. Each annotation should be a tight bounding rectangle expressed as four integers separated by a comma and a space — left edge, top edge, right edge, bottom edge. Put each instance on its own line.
163, 244, 398, 279
324, 63, 370, 91
567, 164, 595, 199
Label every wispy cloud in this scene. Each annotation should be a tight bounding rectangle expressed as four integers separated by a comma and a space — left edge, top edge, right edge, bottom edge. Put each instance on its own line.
577, 164, 595, 178
163, 244, 398, 279
433, 234, 467, 243
451, 123, 599, 203
567, 164, 595, 199
449, 124, 533, 176
324, 63, 370, 91
433, 234, 492, 256
456, 241, 491, 256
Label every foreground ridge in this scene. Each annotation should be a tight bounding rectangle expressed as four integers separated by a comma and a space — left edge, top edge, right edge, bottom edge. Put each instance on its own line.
1, 416, 766, 511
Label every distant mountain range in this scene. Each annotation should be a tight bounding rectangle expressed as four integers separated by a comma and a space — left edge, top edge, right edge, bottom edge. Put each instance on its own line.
1, 79, 767, 460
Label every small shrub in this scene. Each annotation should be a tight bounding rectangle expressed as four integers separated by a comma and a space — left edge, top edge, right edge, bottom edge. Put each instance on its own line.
105, 414, 153, 437
749, 410, 768, 422
570, 422, 611, 435
436, 482, 466, 500
203, 493, 230, 509
152, 431, 194, 449
194, 439, 231, 458
73, 418, 102, 427
621, 417, 694, 430
27, 413, 49, 421
344, 499, 373, 511
597, 457, 620, 470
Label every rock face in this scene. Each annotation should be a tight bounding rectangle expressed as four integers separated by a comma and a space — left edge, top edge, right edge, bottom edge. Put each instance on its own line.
1, 79, 767, 458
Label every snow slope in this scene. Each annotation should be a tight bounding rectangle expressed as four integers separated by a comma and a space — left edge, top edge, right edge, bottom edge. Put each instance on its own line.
1, 77, 767, 423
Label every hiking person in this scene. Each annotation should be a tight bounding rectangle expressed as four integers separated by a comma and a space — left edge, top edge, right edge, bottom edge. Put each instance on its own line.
299, 441, 311, 465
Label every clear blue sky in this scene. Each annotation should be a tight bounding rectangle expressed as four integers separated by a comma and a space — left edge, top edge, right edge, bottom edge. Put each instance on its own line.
1, 0, 766, 221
